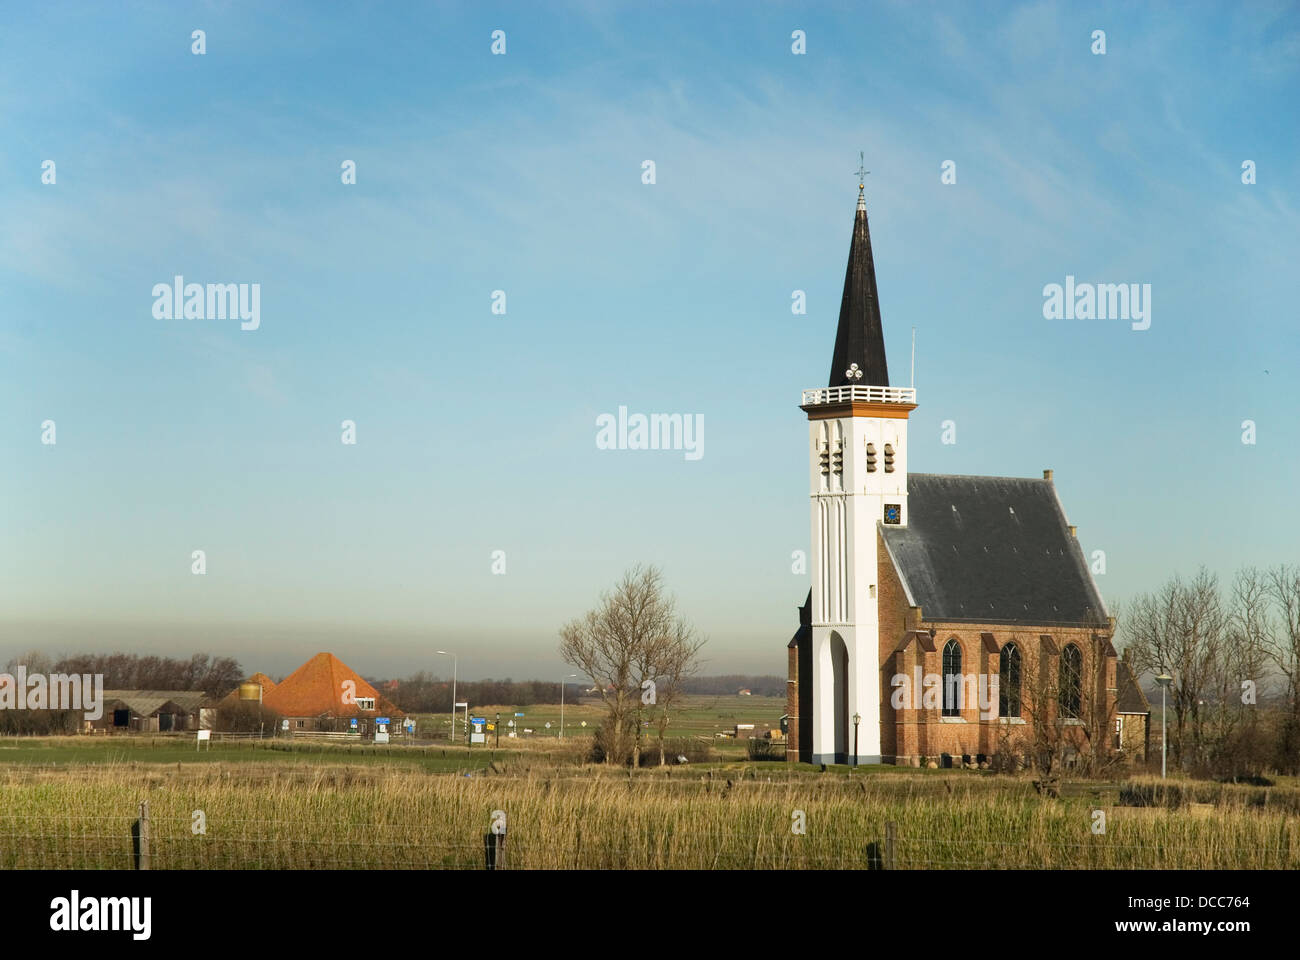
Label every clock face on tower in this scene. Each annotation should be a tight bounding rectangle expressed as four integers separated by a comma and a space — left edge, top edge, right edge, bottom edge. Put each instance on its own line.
883, 503, 901, 525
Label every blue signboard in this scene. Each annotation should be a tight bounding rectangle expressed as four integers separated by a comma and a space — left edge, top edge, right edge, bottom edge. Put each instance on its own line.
375, 717, 390, 724
514, 712, 524, 717
350, 719, 358, 728
470, 717, 485, 726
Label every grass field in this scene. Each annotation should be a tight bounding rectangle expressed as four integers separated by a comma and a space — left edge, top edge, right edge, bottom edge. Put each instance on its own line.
2, 725, 1298, 869
416, 694, 786, 757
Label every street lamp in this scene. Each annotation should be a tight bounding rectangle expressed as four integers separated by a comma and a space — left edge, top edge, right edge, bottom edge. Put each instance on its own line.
852, 712, 861, 767
1155, 673, 1173, 779
437, 650, 457, 744
560, 674, 577, 738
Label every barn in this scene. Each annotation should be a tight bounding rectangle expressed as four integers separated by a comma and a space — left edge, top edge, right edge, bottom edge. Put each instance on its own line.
89, 690, 210, 733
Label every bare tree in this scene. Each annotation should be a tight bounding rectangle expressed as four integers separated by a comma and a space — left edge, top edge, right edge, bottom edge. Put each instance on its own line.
1265, 565, 1300, 772
1201, 568, 1274, 778
1015, 631, 1115, 777
640, 616, 704, 765
1123, 568, 1226, 770
559, 566, 704, 766
4, 650, 55, 674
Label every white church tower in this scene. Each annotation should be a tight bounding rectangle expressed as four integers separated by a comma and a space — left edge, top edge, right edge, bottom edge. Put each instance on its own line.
799, 178, 916, 764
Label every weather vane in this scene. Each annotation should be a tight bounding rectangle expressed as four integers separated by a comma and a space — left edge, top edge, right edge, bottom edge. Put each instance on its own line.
855, 151, 869, 187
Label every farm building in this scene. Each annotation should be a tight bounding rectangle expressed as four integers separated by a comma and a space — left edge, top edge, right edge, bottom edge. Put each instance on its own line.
1115, 658, 1151, 761
89, 690, 210, 733
259, 652, 405, 732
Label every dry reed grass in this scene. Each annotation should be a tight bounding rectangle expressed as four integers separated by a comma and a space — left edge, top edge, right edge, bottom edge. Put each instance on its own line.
0, 762, 1294, 869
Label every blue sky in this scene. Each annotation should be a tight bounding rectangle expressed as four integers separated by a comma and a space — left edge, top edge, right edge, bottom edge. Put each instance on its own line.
2, 1, 1297, 680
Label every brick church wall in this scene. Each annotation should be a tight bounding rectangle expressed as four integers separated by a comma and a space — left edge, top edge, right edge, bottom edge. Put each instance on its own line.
876, 534, 1116, 766
786, 643, 800, 763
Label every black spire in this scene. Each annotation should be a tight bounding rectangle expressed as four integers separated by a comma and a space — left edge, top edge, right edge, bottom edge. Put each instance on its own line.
827, 185, 889, 387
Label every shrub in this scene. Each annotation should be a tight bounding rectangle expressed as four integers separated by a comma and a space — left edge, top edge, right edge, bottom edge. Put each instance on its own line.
213, 702, 282, 733
587, 715, 637, 764
636, 736, 713, 767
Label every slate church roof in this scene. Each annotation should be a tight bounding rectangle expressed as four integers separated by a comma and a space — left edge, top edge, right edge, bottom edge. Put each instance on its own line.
828, 186, 889, 387
879, 474, 1108, 627
1116, 661, 1151, 714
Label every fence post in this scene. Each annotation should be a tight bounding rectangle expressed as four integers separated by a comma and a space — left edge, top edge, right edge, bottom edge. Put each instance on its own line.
483, 831, 506, 870
136, 801, 151, 870
884, 820, 896, 870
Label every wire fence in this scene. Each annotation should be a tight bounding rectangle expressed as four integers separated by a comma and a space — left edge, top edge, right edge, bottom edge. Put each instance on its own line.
1, 807, 1292, 870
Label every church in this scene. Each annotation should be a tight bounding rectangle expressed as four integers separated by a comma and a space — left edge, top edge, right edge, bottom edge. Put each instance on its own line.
786, 181, 1118, 767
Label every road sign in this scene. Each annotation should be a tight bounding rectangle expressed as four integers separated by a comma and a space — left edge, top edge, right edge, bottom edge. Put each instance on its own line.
514, 712, 524, 717
508, 720, 515, 727
350, 719, 358, 728
545, 722, 551, 729
581, 721, 587, 727
376, 717, 390, 724
281, 719, 289, 730
487, 723, 495, 731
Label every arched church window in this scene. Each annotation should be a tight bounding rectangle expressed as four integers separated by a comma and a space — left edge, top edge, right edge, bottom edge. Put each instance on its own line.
998, 642, 1021, 718
1059, 643, 1082, 718
942, 639, 962, 717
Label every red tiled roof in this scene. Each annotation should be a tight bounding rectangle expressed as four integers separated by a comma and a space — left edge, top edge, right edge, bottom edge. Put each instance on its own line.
262, 652, 404, 719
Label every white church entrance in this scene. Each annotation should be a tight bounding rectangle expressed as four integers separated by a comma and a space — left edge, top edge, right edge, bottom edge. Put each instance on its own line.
830, 632, 849, 762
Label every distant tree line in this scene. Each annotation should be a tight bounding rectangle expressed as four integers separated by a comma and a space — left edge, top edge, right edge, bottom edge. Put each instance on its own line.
47, 652, 243, 697
3, 650, 243, 697
371, 673, 787, 715
0, 651, 245, 735
371, 670, 789, 712
679, 675, 785, 697
372, 674, 583, 714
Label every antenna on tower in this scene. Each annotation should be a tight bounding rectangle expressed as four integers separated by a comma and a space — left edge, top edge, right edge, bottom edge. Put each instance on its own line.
911, 327, 916, 389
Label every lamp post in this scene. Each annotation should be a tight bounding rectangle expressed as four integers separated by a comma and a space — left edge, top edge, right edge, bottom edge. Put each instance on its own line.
1155, 673, 1173, 779
437, 650, 457, 744
560, 674, 577, 737
852, 712, 861, 767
